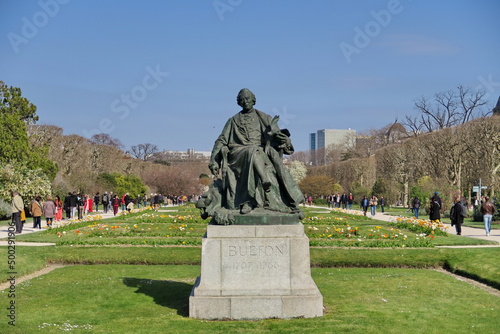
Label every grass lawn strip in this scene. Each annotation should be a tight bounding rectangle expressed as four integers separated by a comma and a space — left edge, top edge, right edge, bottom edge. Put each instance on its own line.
1, 265, 498, 334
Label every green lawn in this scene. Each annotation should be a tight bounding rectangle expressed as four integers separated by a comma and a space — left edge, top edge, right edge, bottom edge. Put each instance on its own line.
1, 265, 498, 334
2, 246, 500, 290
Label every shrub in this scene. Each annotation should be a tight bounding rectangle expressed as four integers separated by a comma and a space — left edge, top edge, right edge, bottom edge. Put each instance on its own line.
0, 199, 11, 220
313, 198, 327, 206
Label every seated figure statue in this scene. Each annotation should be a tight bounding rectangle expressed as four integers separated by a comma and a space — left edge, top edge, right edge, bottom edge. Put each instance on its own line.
197, 88, 305, 225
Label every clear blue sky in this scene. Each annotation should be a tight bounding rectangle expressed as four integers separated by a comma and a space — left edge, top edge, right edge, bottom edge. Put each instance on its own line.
1, 0, 499, 152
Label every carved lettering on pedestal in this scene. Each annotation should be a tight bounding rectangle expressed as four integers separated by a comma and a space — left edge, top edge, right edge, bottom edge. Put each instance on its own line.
224, 243, 286, 271
228, 245, 284, 256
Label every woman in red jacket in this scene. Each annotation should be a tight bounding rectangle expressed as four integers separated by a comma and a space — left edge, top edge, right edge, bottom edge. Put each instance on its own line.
112, 195, 120, 216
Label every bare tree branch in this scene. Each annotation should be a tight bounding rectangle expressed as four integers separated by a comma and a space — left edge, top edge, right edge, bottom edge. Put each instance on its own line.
410, 86, 488, 133
130, 143, 159, 161
90, 133, 124, 150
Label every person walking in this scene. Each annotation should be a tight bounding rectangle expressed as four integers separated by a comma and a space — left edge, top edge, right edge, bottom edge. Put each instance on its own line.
369, 195, 378, 217
412, 196, 421, 218
347, 193, 354, 210
11, 190, 24, 234
54, 195, 63, 222
450, 196, 466, 235
429, 198, 441, 222
101, 192, 109, 214
70, 192, 78, 218
43, 196, 56, 228
30, 195, 43, 229
77, 194, 84, 219
480, 197, 497, 236
112, 195, 120, 216
93, 192, 100, 212
379, 196, 386, 213
64, 192, 71, 219
361, 195, 369, 216
340, 193, 347, 209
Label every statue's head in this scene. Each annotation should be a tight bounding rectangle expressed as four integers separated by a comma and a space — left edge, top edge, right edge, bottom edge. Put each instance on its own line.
237, 88, 256, 110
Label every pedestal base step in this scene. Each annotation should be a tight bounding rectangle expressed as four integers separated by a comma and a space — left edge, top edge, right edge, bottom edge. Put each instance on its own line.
189, 292, 323, 320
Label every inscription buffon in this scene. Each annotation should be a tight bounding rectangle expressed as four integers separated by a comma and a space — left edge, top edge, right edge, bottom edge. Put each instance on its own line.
228, 245, 284, 257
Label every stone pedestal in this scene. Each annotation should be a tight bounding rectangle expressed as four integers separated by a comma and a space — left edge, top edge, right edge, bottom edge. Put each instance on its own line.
189, 223, 323, 320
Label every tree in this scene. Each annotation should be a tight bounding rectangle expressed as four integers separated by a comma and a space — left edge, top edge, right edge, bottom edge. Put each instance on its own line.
98, 172, 148, 197
286, 160, 307, 183
0, 81, 38, 124
0, 163, 52, 201
0, 113, 58, 180
90, 133, 124, 150
371, 178, 387, 198
288, 150, 312, 165
0, 83, 57, 180
27, 124, 63, 147
0, 113, 30, 163
343, 128, 387, 160
404, 85, 489, 135
130, 143, 159, 161
298, 175, 334, 198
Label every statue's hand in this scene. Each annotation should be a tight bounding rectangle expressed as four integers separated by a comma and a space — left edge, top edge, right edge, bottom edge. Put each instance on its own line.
209, 162, 219, 176
275, 132, 291, 147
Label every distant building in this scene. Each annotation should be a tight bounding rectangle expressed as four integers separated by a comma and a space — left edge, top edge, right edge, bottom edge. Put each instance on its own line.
309, 129, 356, 165
309, 133, 316, 151
154, 149, 211, 162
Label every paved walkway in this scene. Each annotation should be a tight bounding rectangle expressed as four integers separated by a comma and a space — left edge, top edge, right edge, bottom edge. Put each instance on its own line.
0, 206, 183, 246
306, 205, 500, 245
1, 206, 498, 246
0, 211, 115, 246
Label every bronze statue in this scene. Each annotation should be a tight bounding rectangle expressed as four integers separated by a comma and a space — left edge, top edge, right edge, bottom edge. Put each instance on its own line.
197, 88, 304, 225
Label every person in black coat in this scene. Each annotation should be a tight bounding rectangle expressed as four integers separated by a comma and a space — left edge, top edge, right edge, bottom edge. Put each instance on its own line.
429, 199, 441, 221
450, 196, 466, 235
64, 192, 72, 219
93, 192, 100, 212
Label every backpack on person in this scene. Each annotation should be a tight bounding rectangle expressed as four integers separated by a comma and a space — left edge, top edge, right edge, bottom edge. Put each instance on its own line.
459, 202, 467, 217
102, 194, 108, 203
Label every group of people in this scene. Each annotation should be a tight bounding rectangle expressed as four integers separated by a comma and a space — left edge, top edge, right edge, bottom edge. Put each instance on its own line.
448, 195, 497, 236
360, 195, 384, 217
408, 191, 497, 237
306, 193, 387, 217
10, 191, 64, 233
326, 193, 355, 210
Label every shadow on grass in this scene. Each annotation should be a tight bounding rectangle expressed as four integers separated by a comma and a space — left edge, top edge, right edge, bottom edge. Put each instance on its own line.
122, 277, 192, 317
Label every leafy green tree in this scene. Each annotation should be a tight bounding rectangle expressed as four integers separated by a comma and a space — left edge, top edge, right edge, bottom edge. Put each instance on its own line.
0, 112, 30, 163
98, 173, 148, 197
0, 163, 52, 201
372, 178, 387, 198
0, 81, 38, 124
0, 82, 57, 180
332, 183, 343, 193
351, 181, 370, 205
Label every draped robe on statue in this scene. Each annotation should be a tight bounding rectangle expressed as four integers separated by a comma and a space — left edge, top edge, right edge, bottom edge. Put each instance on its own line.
207, 108, 304, 219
